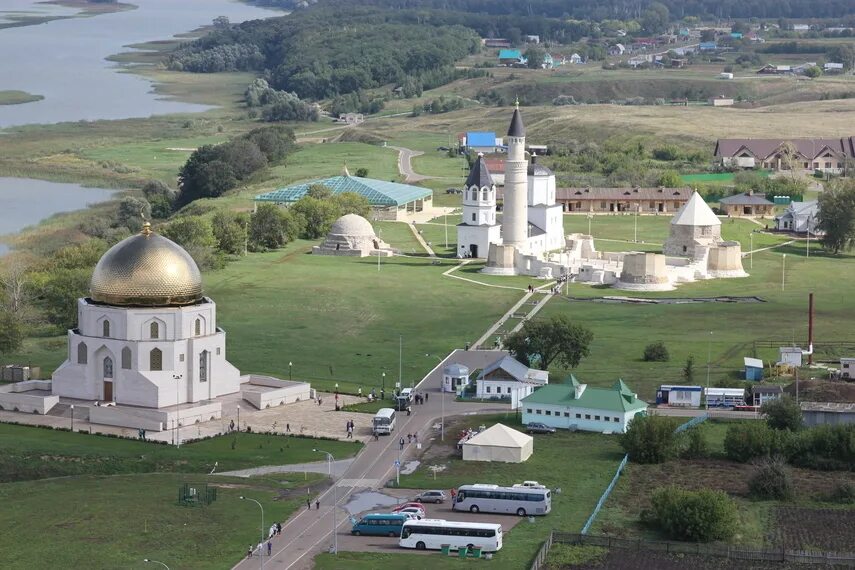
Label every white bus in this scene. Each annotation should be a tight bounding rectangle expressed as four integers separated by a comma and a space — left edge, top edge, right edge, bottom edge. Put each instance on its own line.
399, 519, 503, 552
373, 408, 396, 435
453, 484, 551, 517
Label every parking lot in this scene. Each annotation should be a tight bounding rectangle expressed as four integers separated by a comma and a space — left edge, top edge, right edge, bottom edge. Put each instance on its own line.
335, 488, 524, 554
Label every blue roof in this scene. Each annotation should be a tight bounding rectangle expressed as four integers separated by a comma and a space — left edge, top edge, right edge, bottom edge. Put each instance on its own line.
254, 176, 431, 207
700, 42, 717, 49
498, 49, 522, 60
466, 131, 496, 148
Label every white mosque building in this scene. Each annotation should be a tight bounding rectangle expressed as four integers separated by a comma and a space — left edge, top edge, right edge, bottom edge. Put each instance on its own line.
52, 223, 241, 407
456, 106, 564, 273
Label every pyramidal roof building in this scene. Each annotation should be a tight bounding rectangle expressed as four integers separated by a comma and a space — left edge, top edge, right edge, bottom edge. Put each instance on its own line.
663, 191, 723, 257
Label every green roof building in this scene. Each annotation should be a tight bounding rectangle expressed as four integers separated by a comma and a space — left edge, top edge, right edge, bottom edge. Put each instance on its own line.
254, 174, 433, 221
521, 376, 648, 434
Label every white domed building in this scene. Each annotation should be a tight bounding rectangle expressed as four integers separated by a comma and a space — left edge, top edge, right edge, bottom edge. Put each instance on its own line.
312, 213, 393, 257
51, 223, 241, 408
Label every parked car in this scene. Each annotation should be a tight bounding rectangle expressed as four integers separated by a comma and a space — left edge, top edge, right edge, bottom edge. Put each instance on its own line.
393, 502, 426, 512
351, 513, 408, 537
415, 490, 446, 504
525, 422, 556, 434
395, 507, 425, 519
436, 146, 450, 151
512, 481, 546, 489
396, 511, 422, 520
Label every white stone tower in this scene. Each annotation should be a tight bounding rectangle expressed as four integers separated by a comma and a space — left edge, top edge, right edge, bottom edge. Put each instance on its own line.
503, 104, 528, 251
457, 154, 501, 258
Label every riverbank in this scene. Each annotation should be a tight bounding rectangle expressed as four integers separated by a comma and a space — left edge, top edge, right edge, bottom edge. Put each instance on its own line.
0, 0, 135, 31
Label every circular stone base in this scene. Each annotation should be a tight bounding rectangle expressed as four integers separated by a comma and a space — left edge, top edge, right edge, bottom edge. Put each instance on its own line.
481, 266, 519, 276
707, 269, 749, 278
613, 280, 675, 292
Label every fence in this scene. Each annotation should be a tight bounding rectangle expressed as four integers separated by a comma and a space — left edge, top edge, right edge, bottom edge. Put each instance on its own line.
580, 454, 628, 535
528, 530, 554, 570
552, 533, 855, 566
674, 413, 708, 433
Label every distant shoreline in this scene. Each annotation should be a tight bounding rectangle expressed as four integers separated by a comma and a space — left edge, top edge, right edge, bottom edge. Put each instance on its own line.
0, 91, 44, 106
0, 0, 136, 31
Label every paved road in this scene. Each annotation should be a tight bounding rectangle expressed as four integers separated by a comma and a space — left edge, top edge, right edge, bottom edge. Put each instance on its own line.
232, 349, 510, 570
388, 145, 434, 183
220, 458, 356, 479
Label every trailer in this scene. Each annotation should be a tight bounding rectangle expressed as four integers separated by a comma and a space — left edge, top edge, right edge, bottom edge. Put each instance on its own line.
704, 387, 746, 408
656, 385, 703, 407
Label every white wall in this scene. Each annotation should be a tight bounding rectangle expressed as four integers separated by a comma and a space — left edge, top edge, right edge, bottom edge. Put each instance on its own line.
521, 402, 645, 433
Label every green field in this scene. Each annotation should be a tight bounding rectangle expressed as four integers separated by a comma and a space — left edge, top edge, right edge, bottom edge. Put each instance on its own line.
681, 171, 771, 185
0, 423, 361, 482
0, 472, 320, 570
0, 90, 43, 105
315, 414, 625, 569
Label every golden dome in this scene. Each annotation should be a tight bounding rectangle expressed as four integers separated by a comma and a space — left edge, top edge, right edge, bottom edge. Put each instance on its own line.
89, 223, 203, 307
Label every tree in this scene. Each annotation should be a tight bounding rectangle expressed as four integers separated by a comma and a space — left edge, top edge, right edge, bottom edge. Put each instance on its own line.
212, 211, 249, 255
644, 487, 738, 542
724, 422, 788, 462
503, 315, 593, 370
701, 29, 716, 42
30, 268, 90, 330
333, 192, 371, 218
0, 309, 23, 354
306, 184, 333, 200
218, 139, 268, 181
290, 196, 341, 239
656, 170, 682, 188
817, 180, 855, 254
241, 126, 296, 163
761, 396, 803, 431
249, 204, 301, 251
778, 141, 802, 183
827, 44, 855, 71
641, 2, 670, 34
620, 414, 680, 463
142, 180, 175, 218
643, 341, 670, 362
803, 65, 822, 78
524, 46, 546, 69
355, 168, 369, 178
683, 355, 696, 383
161, 217, 216, 250
0, 259, 30, 317
682, 426, 709, 459
177, 156, 237, 206
116, 197, 151, 231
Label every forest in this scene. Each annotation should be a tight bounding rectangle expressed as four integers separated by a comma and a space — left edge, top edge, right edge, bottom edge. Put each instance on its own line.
250, 0, 855, 21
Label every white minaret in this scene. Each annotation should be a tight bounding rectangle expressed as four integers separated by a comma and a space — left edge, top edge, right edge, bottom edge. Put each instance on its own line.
502, 103, 528, 250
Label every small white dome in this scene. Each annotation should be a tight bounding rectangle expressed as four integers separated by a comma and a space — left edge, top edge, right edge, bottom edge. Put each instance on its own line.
329, 214, 376, 237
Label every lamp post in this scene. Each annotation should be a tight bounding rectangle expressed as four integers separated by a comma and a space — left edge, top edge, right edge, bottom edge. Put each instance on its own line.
425, 354, 444, 441
782, 253, 787, 291
705, 331, 713, 410
239, 496, 265, 568
749, 232, 753, 269
381, 372, 386, 398
314, 449, 337, 555
237, 404, 241, 432
173, 373, 183, 448
289, 361, 292, 381
143, 559, 170, 570
587, 213, 593, 236
70, 404, 74, 431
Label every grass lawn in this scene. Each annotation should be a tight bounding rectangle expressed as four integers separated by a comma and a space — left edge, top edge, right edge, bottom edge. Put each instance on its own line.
0, 90, 44, 105
0, 472, 321, 570
0, 423, 361, 482
199, 242, 520, 393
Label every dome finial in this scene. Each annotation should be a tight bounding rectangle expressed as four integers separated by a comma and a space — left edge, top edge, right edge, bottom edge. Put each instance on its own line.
141, 221, 152, 237
514, 96, 520, 109
343, 162, 350, 177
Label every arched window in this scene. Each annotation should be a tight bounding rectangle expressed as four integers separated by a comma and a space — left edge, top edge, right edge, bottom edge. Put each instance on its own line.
150, 322, 159, 339
77, 342, 88, 364
482, 189, 488, 201
150, 348, 162, 371
102, 320, 110, 338
199, 351, 208, 383
103, 357, 113, 379
195, 318, 201, 336
121, 347, 131, 370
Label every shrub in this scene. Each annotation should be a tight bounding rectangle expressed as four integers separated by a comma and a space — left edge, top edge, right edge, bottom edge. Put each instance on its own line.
761, 396, 803, 431
645, 486, 738, 542
748, 457, 793, 500
724, 422, 789, 462
788, 424, 855, 471
643, 341, 670, 362
682, 426, 709, 459
620, 415, 679, 463
828, 481, 855, 504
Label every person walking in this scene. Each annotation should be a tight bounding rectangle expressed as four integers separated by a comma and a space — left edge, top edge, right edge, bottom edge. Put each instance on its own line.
286, 423, 290, 433
306, 497, 311, 510
267, 540, 272, 557
247, 545, 253, 558
373, 430, 379, 441
399, 437, 404, 450
414, 433, 419, 444
315, 499, 320, 510
425, 392, 429, 403
276, 522, 282, 535
407, 433, 412, 444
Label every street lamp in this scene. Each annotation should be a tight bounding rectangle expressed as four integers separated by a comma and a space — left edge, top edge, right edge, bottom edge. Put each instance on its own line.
313, 449, 337, 555
706, 331, 713, 410
782, 253, 787, 291
70, 404, 74, 431
381, 372, 386, 399
237, 404, 240, 433
288, 361, 292, 381
749, 232, 753, 270
240, 496, 265, 568
173, 373, 183, 448
143, 559, 170, 570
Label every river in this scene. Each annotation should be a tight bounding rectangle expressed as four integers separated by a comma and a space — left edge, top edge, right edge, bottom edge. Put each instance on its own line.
0, 0, 281, 128
0, 0, 282, 254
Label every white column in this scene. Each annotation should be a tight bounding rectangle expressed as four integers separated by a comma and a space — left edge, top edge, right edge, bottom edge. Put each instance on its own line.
503, 135, 528, 249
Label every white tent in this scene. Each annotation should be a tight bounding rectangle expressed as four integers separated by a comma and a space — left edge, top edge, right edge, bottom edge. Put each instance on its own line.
462, 423, 533, 463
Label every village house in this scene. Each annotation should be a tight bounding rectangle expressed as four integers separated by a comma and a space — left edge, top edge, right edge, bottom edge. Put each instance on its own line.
498, 49, 524, 66
719, 191, 775, 217
608, 43, 626, 56
801, 402, 855, 426
840, 357, 855, 380
521, 377, 648, 434
484, 38, 511, 48
776, 200, 821, 234
824, 62, 845, 73
751, 385, 783, 407
714, 137, 855, 173
555, 186, 691, 213
475, 355, 548, 402
462, 131, 500, 154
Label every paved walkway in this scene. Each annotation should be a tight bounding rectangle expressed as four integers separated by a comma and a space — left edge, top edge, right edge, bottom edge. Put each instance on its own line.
232, 350, 510, 570
220, 459, 355, 479
406, 222, 436, 256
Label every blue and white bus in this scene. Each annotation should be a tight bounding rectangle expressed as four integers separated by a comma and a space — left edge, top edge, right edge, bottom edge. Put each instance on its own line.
399, 519, 502, 552
453, 484, 551, 516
